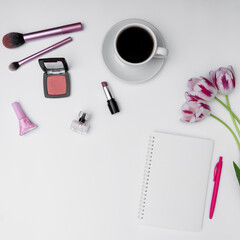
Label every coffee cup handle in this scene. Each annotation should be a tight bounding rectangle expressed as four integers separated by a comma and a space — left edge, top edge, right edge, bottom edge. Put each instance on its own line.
154, 47, 168, 58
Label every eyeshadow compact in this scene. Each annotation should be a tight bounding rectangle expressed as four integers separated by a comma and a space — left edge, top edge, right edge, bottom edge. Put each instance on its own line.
38, 58, 70, 98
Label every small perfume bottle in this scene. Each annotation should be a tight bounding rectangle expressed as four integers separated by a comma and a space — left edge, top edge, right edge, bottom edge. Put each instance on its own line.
70, 111, 90, 134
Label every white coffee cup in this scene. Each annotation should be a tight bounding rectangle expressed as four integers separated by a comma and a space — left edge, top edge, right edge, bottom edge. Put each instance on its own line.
114, 23, 168, 66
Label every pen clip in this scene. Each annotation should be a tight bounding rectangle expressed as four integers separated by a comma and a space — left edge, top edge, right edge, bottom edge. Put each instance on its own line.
213, 162, 219, 181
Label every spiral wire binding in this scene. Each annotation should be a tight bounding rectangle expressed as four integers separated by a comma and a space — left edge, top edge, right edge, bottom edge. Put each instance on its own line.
138, 135, 155, 219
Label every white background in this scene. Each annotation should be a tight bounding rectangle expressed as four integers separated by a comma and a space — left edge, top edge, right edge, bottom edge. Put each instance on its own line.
0, 0, 240, 239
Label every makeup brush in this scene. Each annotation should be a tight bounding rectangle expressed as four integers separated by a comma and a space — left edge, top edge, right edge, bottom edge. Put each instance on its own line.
9, 37, 72, 71
3, 22, 82, 49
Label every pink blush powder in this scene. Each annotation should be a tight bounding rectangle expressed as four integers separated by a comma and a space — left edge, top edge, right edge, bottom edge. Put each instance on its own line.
47, 75, 67, 95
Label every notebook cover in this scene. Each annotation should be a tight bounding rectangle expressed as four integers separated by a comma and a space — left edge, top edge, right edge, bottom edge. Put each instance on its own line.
138, 132, 214, 231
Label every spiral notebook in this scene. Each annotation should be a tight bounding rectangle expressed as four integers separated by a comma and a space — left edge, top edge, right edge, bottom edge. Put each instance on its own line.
138, 132, 214, 232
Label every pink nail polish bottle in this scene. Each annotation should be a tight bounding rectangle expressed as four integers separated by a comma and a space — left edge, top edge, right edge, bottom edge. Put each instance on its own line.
12, 102, 37, 136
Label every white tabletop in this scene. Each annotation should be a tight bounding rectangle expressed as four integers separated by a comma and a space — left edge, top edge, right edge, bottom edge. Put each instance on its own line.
1, 0, 240, 239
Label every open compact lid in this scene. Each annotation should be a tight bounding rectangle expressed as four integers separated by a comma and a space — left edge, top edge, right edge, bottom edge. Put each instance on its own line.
38, 58, 69, 73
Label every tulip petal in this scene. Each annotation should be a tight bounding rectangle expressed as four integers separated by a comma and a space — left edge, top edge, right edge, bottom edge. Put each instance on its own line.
186, 77, 217, 101
187, 78, 199, 91
211, 66, 235, 95
228, 66, 235, 88
185, 92, 205, 101
181, 101, 211, 123
209, 71, 215, 83
198, 84, 214, 97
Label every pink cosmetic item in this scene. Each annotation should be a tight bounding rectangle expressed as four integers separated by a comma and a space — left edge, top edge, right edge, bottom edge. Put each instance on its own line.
101, 82, 120, 114
9, 37, 72, 71
209, 156, 223, 219
39, 58, 70, 98
3, 22, 82, 48
70, 111, 90, 135
12, 102, 37, 136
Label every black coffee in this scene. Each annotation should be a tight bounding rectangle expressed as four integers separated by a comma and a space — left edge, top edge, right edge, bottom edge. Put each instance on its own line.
116, 27, 154, 63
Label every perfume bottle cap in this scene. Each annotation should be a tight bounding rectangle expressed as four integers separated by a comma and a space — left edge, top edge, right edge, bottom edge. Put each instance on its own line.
78, 111, 89, 123
71, 111, 90, 135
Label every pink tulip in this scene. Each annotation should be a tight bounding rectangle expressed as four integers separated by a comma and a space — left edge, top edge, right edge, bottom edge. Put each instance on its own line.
186, 77, 217, 101
209, 66, 235, 95
181, 101, 211, 123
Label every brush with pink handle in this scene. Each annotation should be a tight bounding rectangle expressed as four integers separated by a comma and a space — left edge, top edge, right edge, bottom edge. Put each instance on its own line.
2, 22, 82, 48
9, 37, 72, 71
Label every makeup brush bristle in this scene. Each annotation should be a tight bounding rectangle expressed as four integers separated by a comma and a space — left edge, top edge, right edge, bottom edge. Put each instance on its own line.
2, 32, 25, 48
9, 62, 20, 71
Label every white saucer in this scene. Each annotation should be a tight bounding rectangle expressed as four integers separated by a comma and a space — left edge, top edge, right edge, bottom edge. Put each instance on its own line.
102, 19, 167, 84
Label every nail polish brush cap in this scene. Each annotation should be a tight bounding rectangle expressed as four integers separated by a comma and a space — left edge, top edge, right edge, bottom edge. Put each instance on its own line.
12, 102, 26, 119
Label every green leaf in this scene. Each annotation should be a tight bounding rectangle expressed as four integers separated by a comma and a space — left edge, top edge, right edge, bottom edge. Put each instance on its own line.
233, 161, 240, 185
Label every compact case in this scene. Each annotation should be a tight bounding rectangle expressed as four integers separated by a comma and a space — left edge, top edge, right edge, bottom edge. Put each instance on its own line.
39, 58, 70, 98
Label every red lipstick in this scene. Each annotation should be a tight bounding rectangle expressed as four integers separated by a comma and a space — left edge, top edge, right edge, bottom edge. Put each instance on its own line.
101, 81, 120, 114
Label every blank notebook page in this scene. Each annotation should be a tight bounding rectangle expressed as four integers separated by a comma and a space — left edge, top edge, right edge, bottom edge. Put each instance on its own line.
138, 132, 214, 232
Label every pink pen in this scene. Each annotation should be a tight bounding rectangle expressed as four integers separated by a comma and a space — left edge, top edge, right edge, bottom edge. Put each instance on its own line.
209, 156, 223, 219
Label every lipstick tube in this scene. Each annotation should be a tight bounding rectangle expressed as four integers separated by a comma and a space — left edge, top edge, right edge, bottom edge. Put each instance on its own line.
101, 82, 119, 114
23, 22, 82, 42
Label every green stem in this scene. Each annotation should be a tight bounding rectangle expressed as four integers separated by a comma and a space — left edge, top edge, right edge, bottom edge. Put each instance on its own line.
226, 95, 240, 139
215, 96, 240, 124
210, 113, 240, 151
